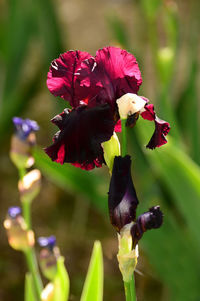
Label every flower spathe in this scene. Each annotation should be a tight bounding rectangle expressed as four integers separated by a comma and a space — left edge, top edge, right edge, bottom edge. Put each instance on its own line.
46, 46, 170, 169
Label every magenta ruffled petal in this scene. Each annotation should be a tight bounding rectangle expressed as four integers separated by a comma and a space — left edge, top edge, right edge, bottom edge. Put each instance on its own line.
78, 47, 142, 110
45, 104, 115, 170
47, 50, 92, 107
114, 120, 121, 132
141, 104, 170, 149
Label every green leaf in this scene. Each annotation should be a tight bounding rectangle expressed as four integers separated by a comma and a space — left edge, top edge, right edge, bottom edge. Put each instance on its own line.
80, 241, 104, 301
106, 14, 129, 49
140, 0, 161, 21
33, 148, 108, 212
136, 118, 200, 248
33, 0, 64, 62
141, 209, 200, 300
25, 273, 37, 301
53, 257, 70, 301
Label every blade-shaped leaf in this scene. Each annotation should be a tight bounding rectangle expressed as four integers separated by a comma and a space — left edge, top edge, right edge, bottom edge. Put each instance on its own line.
141, 208, 200, 300
33, 148, 108, 212
135, 118, 200, 248
53, 256, 70, 301
80, 241, 104, 301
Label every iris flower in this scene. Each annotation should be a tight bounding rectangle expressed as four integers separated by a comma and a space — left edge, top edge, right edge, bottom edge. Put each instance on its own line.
108, 155, 163, 244
45, 47, 170, 170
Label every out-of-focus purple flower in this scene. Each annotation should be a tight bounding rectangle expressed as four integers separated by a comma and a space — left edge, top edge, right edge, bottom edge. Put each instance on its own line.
38, 235, 60, 280
108, 155, 139, 232
10, 117, 39, 169
8, 206, 21, 218
4, 207, 35, 251
131, 206, 163, 248
12, 117, 39, 140
38, 236, 56, 251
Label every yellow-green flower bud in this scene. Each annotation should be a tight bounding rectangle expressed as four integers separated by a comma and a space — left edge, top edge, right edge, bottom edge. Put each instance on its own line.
10, 134, 35, 169
10, 117, 39, 169
38, 236, 60, 281
4, 207, 35, 251
18, 169, 41, 203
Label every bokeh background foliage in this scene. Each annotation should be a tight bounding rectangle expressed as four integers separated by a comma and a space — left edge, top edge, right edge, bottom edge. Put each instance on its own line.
0, 0, 200, 300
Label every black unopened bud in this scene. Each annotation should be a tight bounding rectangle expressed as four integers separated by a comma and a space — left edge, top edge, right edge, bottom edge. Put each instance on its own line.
131, 206, 163, 248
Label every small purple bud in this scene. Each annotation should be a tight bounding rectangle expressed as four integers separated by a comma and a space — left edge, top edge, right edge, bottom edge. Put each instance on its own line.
12, 117, 39, 140
131, 206, 163, 248
8, 207, 21, 219
38, 236, 56, 250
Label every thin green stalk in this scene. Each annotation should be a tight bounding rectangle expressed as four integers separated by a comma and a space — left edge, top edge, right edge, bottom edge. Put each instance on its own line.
18, 167, 31, 229
22, 199, 31, 230
18, 166, 43, 299
124, 275, 136, 301
121, 119, 127, 157
19, 167, 26, 180
124, 281, 131, 301
25, 248, 43, 300
130, 274, 136, 301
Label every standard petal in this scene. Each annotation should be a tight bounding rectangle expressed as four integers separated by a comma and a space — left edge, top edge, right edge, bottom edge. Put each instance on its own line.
140, 104, 170, 149
108, 155, 139, 232
45, 104, 115, 170
47, 50, 92, 107
131, 206, 163, 248
78, 47, 142, 110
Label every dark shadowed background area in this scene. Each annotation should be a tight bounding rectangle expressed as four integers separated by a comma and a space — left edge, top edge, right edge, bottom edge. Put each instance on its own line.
0, 0, 200, 300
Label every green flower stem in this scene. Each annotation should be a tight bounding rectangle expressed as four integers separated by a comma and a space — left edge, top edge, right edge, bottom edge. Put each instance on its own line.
22, 200, 31, 229
19, 167, 26, 180
124, 281, 132, 301
25, 248, 43, 300
124, 275, 136, 301
18, 167, 43, 299
130, 274, 136, 301
18, 168, 31, 230
121, 119, 127, 157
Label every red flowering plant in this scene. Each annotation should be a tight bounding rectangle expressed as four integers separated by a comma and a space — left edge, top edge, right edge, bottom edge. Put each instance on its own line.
45, 47, 170, 170
45, 46, 170, 300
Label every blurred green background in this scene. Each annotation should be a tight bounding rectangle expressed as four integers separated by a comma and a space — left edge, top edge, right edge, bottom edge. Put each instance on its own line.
0, 0, 200, 300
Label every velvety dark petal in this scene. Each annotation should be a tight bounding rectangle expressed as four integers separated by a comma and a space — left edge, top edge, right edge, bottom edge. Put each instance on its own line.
108, 155, 139, 232
140, 104, 170, 149
78, 47, 142, 109
131, 206, 163, 248
126, 112, 140, 128
47, 50, 92, 107
45, 104, 115, 170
